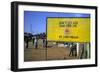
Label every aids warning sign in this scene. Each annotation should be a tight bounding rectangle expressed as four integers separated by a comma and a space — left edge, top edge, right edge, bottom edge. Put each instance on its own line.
47, 18, 90, 42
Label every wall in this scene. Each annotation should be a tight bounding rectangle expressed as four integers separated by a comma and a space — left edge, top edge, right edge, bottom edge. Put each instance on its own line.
0, 0, 99, 73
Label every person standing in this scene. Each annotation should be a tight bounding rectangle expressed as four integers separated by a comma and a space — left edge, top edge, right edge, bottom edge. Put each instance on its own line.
69, 43, 77, 57
26, 37, 29, 48
34, 36, 38, 49
43, 38, 46, 48
32, 37, 35, 46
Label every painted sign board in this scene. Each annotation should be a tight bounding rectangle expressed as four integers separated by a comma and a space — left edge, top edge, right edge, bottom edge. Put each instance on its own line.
47, 18, 90, 42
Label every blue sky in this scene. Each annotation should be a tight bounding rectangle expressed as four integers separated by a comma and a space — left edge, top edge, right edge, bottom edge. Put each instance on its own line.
24, 11, 90, 35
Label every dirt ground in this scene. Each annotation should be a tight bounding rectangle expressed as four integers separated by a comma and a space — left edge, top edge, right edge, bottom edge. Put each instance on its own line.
24, 40, 86, 62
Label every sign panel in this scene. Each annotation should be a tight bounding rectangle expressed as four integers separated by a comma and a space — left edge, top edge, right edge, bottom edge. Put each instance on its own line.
47, 18, 90, 42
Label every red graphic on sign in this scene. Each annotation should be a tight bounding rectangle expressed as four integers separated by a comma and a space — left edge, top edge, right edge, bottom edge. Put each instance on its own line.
64, 28, 70, 35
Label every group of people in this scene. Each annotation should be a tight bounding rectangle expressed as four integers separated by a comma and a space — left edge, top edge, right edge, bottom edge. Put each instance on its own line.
68, 43, 87, 58
64, 43, 77, 57
68, 43, 77, 57
25, 36, 46, 49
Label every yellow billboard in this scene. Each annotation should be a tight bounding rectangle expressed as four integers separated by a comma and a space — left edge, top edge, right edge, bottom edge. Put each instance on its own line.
47, 18, 90, 42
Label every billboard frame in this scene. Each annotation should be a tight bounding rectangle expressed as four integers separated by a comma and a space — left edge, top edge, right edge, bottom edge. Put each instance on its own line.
11, 1, 97, 71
